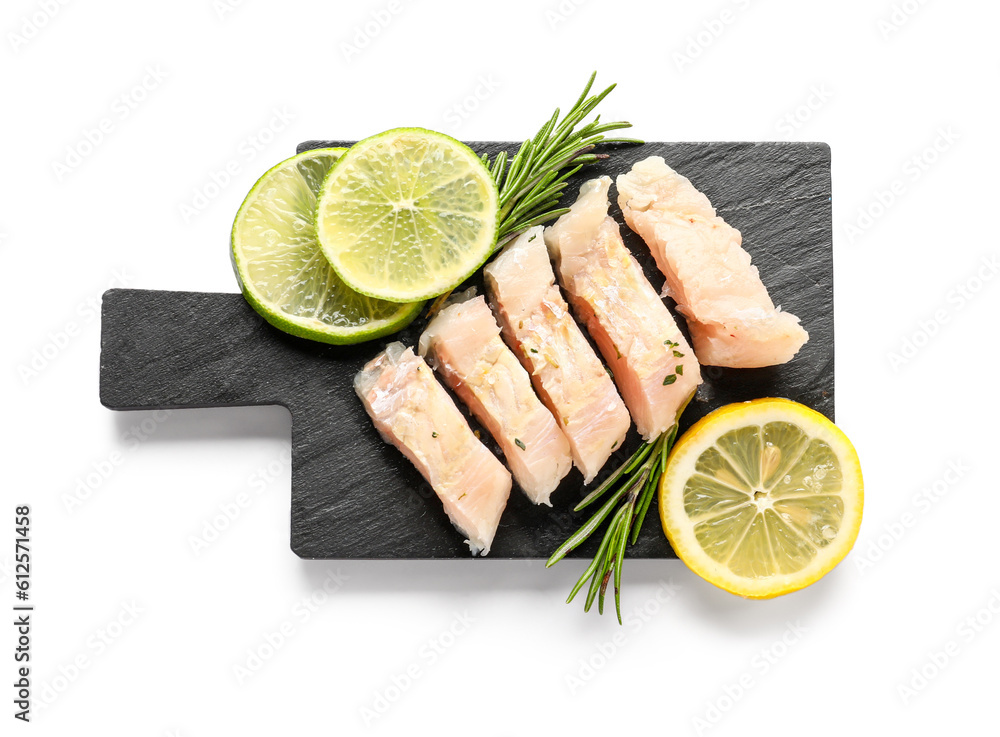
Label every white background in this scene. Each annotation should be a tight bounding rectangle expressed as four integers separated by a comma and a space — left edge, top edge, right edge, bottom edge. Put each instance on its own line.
3, 0, 998, 734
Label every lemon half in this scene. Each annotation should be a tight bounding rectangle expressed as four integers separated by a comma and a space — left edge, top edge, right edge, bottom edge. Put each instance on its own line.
659, 398, 863, 598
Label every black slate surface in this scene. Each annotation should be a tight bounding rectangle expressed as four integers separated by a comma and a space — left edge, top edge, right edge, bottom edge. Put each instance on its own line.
100, 140, 834, 559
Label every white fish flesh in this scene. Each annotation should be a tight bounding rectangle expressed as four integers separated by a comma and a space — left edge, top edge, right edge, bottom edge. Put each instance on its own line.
616, 156, 809, 368
544, 177, 702, 441
419, 293, 572, 505
354, 342, 511, 555
483, 226, 630, 483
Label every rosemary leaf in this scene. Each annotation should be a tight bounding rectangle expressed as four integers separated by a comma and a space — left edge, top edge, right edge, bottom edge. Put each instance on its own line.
613, 498, 633, 623
566, 543, 604, 604
546, 477, 633, 567
490, 73, 639, 243
576, 520, 614, 607
623, 439, 655, 474
549, 417, 684, 622
574, 451, 635, 510
588, 506, 627, 613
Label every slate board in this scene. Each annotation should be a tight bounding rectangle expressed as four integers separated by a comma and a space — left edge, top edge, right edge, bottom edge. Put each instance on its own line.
100, 140, 833, 559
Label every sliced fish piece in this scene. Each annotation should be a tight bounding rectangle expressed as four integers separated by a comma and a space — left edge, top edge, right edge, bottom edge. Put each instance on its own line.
545, 177, 702, 441
419, 293, 572, 505
484, 226, 630, 484
354, 342, 511, 555
616, 156, 809, 368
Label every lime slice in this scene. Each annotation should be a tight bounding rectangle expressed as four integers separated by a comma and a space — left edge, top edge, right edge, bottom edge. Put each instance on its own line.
231, 148, 423, 344
316, 128, 499, 303
659, 398, 863, 598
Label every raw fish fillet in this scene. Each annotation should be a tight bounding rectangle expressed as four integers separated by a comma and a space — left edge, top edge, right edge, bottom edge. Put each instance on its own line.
483, 226, 630, 484
616, 156, 809, 368
354, 342, 511, 555
419, 293, 572, 505
545, 177, 702, 441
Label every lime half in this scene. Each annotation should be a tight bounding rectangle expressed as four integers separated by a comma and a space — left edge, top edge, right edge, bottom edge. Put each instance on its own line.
232, 148, 423, 344
316, 128, 499, 303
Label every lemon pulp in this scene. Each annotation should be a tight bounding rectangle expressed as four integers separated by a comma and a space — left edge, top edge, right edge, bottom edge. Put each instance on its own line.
660, 398, 863, 598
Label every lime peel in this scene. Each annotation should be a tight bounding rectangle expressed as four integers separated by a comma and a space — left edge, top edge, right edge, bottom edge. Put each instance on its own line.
316, 128, 499, 303
231, 147, 423, 345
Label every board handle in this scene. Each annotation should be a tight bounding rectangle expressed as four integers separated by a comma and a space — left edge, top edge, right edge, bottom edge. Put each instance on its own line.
99, 288, 291, 411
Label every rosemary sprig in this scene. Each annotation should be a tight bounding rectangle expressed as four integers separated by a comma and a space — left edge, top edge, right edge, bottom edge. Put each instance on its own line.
546, 423, 680, 624
427, 73, 639, 316
488, 72, 641, 248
